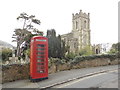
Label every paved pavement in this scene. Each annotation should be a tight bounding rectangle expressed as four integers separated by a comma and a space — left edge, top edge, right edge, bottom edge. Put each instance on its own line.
2, 65, 118, 88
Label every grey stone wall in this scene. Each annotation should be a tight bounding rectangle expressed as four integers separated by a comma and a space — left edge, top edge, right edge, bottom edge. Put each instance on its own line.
2, 56, 118, 83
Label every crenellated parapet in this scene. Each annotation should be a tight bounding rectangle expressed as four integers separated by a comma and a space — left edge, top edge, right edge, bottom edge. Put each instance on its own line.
72, 10, 90, 20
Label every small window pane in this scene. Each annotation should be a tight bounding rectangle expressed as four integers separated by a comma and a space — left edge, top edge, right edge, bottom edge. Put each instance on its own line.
37, 67, 41, 70
40, 66, 44, 69
37, 70, 44, 73
37, 44, 45, 47
37, 52, 44, 55
37, 66, 44, 69
37, 59, 44, 62
37, 56, 44, 58
37, 48, 45, 51
37, 63, 44, 65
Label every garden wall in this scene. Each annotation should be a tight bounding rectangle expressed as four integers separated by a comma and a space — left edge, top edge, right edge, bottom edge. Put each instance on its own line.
2, 54, 118, 83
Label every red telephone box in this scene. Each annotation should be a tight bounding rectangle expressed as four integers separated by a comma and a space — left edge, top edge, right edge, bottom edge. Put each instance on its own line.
30, 36, 48, 82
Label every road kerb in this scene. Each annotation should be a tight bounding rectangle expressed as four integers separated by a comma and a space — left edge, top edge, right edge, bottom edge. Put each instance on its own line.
40, 69, 117, 89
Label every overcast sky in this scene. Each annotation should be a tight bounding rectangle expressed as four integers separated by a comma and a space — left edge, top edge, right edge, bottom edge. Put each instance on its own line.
0, 0, 119, 46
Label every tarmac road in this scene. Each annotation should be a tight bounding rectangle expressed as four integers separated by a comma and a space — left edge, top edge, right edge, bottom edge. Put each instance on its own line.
53, 69, 118, 88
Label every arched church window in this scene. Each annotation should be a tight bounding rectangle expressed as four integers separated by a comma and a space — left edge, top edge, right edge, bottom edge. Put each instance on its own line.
84, 20, 87, 28
76, 21, 78, 29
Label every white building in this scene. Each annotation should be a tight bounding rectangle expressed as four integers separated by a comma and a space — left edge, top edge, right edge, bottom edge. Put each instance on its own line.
93, 43, 112, 54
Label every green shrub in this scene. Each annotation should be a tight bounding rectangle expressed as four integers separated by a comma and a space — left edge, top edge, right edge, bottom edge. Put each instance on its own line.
49, 58, 65, 66
70, 54, 117, 65
65, 52, 76, 60
79, 45, 93, 56
2, 48, 12, 62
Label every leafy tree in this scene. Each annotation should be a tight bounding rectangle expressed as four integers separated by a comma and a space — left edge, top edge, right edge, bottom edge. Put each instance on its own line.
46, 29, 67, 58
46, 29, 57, 58
2, 48, 12, 62
79, 45, 93, 56
12, 12, 42, 57
108, 42, 120, 54
108, 48, 117, 54
56, 35, 62, 58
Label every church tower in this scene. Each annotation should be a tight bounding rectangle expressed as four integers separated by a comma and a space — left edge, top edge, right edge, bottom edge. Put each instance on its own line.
72, 10, 91, 50
61, 10, 91, 54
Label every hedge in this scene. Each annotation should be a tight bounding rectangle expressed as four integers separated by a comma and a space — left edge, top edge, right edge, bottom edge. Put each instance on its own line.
70, 54, 117, 65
